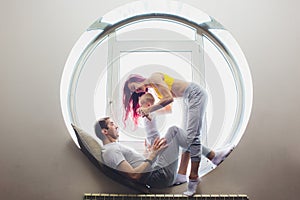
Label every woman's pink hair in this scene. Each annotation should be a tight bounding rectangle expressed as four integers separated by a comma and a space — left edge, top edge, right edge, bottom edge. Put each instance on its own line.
122, 74, 147, 127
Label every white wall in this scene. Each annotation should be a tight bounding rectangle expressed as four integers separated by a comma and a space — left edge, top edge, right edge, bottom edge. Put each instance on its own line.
1, 0, 299, 199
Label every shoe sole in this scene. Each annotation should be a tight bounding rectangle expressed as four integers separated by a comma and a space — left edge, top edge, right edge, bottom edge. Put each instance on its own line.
173, 181, 187, 186
216, 147, 235, 166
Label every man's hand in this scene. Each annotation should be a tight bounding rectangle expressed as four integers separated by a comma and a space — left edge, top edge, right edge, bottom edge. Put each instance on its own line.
117, 137, 168, 181
147, 137, 168, 160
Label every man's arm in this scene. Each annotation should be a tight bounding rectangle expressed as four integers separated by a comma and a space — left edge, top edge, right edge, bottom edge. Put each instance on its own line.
117, 138, 167, 181
117, 159, 152, 180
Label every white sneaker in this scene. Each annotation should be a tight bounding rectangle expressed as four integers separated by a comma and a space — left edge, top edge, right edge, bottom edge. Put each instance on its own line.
183, 178, 201, 196
173, 173, 187, 185
211, 145, 235, 166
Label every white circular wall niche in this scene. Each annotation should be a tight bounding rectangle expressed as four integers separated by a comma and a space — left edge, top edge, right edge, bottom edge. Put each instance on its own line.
60, 0, 253, 178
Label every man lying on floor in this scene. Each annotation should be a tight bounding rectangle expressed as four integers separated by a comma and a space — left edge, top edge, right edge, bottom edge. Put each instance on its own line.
94, 117, 232, 196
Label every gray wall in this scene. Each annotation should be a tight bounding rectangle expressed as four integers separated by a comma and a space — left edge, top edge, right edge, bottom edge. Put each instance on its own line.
1, 0, 299, 199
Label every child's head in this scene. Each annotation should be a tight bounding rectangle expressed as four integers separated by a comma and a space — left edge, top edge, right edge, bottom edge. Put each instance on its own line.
139, 93, 155, 108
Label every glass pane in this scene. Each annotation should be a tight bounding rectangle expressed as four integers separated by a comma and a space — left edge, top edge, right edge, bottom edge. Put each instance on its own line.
73, 36, 109, 135
116, 19, 196, 41
115, 51, 193, 141
203, 36, 238, 148
101, 0, 211, 25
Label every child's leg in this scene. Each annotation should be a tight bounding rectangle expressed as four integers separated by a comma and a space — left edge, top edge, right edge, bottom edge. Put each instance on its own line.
144, 115, 160, 145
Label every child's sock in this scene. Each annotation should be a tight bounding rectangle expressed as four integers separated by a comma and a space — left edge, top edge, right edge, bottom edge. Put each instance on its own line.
173, 173, 187, 185
183, 178, 201, 196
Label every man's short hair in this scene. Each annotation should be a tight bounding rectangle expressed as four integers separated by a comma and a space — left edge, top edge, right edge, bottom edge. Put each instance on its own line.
94, 117, 109, 141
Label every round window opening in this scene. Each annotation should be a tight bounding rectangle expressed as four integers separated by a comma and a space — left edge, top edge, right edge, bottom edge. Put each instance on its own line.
60, 0, 253, 178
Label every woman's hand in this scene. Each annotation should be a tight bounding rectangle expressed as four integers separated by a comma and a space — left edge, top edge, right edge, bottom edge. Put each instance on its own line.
137, 107, 150, 117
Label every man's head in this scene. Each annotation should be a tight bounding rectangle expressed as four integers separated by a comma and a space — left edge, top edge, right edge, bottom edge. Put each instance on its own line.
139, 93, 155, 108
94, 117, 119, 143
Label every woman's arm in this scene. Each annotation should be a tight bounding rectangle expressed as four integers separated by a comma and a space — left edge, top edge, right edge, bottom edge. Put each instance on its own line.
155, 104, 172, 114
140, 74, 174, 115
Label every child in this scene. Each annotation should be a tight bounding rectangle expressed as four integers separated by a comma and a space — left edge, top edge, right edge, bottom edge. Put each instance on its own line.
139, 93, 160, 146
